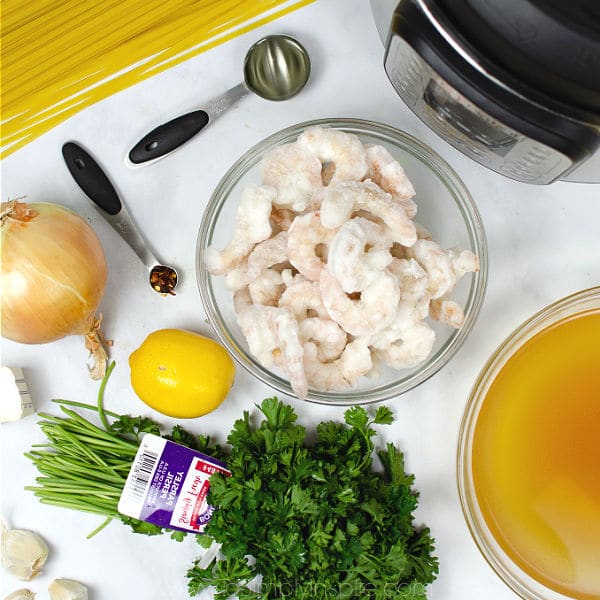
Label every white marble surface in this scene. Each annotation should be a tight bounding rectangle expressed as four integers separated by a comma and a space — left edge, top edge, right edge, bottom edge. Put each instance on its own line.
1, 1, 599, 598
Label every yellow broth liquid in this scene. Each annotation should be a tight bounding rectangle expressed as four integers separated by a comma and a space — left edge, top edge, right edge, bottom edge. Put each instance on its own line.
472, 311, 600, 599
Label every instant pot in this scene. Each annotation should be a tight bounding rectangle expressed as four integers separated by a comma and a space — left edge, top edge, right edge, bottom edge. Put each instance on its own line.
371, 0, 600, 184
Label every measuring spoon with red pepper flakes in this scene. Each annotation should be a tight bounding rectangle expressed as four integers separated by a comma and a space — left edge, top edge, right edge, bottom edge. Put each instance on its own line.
62, 142, 178, 295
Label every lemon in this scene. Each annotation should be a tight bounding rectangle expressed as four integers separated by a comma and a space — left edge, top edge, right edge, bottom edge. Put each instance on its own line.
129, 328, 235, 418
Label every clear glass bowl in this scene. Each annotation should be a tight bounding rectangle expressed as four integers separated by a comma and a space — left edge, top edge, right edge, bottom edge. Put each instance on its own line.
457, 286, 600, 599
197, 118, 488, 404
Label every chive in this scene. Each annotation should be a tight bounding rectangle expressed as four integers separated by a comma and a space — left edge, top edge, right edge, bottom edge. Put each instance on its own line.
52, 398, 120, 419
97, 360, 116, 431
87, 517, 113, 539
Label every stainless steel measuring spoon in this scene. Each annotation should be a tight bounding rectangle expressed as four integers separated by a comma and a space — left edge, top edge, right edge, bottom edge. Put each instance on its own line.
62, 142, 178, 295
126, 34, 311, 166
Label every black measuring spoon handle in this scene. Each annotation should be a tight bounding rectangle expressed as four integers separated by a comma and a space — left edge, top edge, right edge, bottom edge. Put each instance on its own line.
127, 110, 210, 165
62, 142, 122, 215
126, 82, 248, 166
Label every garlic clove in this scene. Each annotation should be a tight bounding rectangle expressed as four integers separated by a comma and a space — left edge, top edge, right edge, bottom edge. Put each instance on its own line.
48, 579, 88, 600
0, 367, 35, 423
0, 525, 48, 580
4, 590, 36, 600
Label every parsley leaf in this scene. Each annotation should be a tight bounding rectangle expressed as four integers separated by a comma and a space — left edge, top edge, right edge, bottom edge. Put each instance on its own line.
109, 415, 161, 443
374, 405, 394, 425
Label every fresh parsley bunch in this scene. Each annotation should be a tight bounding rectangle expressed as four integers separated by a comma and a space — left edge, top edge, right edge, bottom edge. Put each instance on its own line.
188, 398, 438, 599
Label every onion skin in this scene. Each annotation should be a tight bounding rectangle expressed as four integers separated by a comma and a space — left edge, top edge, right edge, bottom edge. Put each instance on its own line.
1, 201, 109, 378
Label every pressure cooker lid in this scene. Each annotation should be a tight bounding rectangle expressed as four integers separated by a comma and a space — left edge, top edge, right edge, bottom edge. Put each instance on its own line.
438, 0, 600, 118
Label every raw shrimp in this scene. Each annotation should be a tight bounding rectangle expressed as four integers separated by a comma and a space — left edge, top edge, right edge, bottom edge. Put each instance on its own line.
204, 184, 275, 275
366, 144, 417, 218
225, 231, 289, 290
405, 239, 478, 299
260, 142, 323, 212
303, 338, 372, 391
319, 269, 400, 337
430, 298, 465, 329
327, 216, 392, 293
279, 276, 330, 320
320, 180, 417, 247
297, 126, 368, 183
287, 212, 337, 281
237, 305, 308, 398
370, 302, 435, 369
298, 317, 347, 362
375, 320, 435, 369
387, 257, 430, 319
367, 301, 420, 350
449, 248, 480, 278
248, 269, 285, 306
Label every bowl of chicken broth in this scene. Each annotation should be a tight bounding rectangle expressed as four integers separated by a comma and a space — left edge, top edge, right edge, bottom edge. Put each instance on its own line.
197, 118, 487, 404
458, 286, 600, 599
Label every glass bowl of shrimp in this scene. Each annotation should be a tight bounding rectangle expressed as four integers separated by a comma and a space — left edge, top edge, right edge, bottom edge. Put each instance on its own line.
197, 118, 488, 405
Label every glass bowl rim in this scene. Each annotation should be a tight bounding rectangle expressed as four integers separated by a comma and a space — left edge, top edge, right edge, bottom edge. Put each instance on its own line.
456, 285, 600, 599
197, 117, 488, 405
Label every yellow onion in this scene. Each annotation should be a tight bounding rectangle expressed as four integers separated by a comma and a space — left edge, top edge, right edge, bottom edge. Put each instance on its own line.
1, 200, 109, 379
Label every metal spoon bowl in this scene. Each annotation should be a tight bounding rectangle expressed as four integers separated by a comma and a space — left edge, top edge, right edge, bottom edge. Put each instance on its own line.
244, 34, 311, 100
127, 34, 311, 166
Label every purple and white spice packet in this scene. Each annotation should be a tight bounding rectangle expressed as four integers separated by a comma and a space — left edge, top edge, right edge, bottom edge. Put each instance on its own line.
118, 433, 230, 533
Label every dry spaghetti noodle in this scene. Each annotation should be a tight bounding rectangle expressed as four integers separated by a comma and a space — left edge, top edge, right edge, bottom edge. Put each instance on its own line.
1, 0, 314, 158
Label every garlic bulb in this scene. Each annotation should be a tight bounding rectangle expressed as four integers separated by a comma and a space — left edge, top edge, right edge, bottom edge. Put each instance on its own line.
4, 591, 36, 600
48, 579, 88, 600
0, 524, 48, 580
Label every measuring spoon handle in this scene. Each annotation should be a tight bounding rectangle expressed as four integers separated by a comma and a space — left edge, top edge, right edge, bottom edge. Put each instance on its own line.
62, 142, 122, 215
62, 142, 159, 270
127, 81, 249, 166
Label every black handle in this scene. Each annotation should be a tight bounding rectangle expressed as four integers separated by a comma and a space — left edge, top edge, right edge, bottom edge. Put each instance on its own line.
128, 110, 210, 164
62, 142, 121, 215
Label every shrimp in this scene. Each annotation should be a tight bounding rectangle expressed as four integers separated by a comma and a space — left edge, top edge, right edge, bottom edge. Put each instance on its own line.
365, 144, 417, 218
279, 276, 330, 320
319, 269, 400, 337
297, 126, 368, 183
303, 338, 372, 391
287, 212, 337, 281
449, 248, 480, 278
387, 257, 430, 319
204, 184, 275, 275
225, 231, 289, 290
405, 239, 478, 299
237, 305, 307, 399
248, 269, 285, 306
298, 317, 347, 362
430, 298, 465, 329
260, 142, 323, 212
327, 217, 392, 293
320, 180, 417, 247
370, 302, 435, 369
375, 320, 435, 370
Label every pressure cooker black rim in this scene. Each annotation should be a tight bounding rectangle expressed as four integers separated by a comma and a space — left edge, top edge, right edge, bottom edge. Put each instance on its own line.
438, 0, 600, 117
